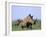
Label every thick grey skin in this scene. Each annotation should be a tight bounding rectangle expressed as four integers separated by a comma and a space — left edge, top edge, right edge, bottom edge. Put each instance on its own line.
15, 14, 36, 29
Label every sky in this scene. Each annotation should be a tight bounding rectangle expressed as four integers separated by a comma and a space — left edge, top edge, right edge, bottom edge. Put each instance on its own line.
11, 5, 41, 21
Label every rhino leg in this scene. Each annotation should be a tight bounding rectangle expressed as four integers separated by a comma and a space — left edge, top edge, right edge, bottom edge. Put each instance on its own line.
26, 22, 32, 30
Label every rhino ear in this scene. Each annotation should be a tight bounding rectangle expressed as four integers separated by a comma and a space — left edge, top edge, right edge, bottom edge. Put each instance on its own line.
29, 14, 31, 17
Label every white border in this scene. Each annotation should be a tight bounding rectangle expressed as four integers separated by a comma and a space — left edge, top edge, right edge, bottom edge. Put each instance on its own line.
7, 2, 45, 35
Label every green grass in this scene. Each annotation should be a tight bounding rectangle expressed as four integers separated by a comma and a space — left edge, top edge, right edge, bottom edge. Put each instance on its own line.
12, 20, 41, 31
32, 21, 41, 30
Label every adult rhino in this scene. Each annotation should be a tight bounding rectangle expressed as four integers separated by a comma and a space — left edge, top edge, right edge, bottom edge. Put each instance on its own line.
16, 14, 36, 29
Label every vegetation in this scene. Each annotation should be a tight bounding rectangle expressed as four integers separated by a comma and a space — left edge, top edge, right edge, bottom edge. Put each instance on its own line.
12, 20, 41, 31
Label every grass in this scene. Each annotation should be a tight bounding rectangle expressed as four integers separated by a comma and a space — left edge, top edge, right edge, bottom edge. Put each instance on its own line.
12, 20, 41, 31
